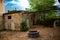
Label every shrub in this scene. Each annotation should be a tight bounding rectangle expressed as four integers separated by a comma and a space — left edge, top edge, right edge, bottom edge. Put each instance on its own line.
20, 21, 29, 31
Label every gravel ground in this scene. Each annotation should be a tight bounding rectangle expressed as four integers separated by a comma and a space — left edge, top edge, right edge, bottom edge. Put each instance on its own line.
0, 25, 60, 40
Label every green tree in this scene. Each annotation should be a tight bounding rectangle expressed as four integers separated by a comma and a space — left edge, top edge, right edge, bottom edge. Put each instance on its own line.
28, 0, 55, 12
45, 11, 57, 20
27, 0, 58, 24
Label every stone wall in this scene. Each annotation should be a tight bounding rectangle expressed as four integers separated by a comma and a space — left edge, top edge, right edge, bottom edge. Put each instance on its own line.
3, 13, 22, 30
22, 13, 33, 27
3, 11, 34, 30
0, 15, 4, 30
0, 0, 5, 14
0, 0, 5, 30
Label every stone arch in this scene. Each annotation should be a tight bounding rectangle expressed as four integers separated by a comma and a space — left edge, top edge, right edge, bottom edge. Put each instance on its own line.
53, 20, 60, 28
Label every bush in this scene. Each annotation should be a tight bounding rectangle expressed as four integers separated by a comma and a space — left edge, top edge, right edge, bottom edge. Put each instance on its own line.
20, 21, 29, 31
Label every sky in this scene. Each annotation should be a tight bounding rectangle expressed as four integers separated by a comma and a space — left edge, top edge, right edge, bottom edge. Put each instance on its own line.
4, 0, 60, 12
54, 0, 60, 6
4, 0, 30, 12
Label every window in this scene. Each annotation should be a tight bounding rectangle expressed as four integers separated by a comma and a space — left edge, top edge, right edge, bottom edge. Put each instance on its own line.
8, 16, 11, 19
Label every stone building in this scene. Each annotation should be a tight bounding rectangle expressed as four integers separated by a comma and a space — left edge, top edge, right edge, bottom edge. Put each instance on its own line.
0, 0, 5, 30
0, 0, 34, 30
3, 11, 34, 30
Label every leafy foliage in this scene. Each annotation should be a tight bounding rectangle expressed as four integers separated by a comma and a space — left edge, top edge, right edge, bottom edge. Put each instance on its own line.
28, 0, 55, 12
20, 21, 29, 31
28, 0, 58, 22
45, 11, 57, 20
8, 9, 17, 13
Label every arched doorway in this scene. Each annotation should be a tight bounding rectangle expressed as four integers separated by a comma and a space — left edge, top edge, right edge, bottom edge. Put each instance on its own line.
53, 20, 60, 28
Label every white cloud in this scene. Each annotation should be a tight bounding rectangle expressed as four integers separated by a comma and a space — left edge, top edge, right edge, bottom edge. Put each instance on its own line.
54, 0, 60, 6
18, 0, 29, 8
6, 0, 60, 10
5, 0, 30, 10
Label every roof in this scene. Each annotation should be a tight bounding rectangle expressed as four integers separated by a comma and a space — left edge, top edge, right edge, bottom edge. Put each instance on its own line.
3, 10, 35, 16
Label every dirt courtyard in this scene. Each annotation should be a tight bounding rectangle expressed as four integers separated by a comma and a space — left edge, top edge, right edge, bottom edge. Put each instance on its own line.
0, 25, 60, 40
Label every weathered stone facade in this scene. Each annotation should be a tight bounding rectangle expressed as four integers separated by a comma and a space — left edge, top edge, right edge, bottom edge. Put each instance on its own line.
0, 0, 5, 30
0, 0, 5, 13
0, 0, 34, 30
3, 11, 33, 30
